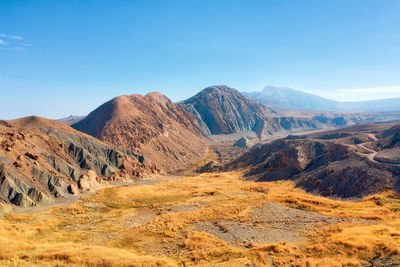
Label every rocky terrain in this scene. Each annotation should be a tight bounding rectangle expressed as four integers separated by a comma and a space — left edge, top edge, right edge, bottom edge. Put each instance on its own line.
181, 85, 324, 139
72, 92, 208, 172
311, 111, 400, 127
0, 116, 155, 206
227, 122, 400, 198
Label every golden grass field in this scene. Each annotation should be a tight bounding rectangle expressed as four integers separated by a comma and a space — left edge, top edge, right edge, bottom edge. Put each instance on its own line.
0, 172, 399, 266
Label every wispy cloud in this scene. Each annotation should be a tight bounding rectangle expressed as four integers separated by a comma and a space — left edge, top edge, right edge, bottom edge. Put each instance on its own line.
307, 86, 400, 101
0, 33, 23, 40
0, 46, 27, 52
0, 33, 31, 52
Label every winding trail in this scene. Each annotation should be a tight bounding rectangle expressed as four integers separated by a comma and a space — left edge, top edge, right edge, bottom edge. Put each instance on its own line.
354, 139, 400, 167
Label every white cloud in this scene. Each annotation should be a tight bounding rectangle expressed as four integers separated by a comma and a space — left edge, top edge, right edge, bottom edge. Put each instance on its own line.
0, 33, 23, 40
0, 34, 30, 52
306, 86, 400, 101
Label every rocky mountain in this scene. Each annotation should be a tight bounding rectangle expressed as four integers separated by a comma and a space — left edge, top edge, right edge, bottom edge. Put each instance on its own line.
0, 116, 155, 206
244, 86, 400, 112
180, 85, 324, 139
226, 122, 400, 198
72, 92, 208, 172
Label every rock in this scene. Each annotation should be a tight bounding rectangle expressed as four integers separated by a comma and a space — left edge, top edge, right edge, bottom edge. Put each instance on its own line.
196, 161, 223, 173
25, 152, 39, 160
13, 162, 22, 168
67, 184, 79, 194
11, 193, 36, 206
233, 137, 249, 148
78, 170, 103, 191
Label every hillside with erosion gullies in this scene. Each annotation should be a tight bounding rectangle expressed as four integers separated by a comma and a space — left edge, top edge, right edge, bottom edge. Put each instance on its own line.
72, 92, 208, 172
227, 122, 400, 198
0, 116, 156, 207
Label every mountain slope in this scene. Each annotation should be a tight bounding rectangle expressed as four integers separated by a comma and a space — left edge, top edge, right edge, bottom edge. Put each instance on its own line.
0, 116, 154, 206
226, 122, 400, 198
181, 85, 277, 136
181, 85, 323, 138
244, 86, 400, 112
73, 92, 208, 172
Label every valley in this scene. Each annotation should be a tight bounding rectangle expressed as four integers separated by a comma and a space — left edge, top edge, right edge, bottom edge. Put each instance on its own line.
1, 85, 400, 266
3, 2, 400, 266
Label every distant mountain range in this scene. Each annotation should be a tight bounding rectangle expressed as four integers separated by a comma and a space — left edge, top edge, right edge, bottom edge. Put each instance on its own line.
243, 86, 400, 112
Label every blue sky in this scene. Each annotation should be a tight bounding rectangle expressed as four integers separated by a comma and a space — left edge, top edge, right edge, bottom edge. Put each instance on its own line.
1, 0, 400, 119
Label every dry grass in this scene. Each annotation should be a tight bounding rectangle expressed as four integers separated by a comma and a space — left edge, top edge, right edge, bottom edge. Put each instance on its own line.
0, 171, 399, 266
0, 218, 175, 266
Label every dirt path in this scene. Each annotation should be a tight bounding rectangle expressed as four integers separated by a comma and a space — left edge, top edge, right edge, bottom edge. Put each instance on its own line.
353, 141, 400, 167
192, 202, 348, 247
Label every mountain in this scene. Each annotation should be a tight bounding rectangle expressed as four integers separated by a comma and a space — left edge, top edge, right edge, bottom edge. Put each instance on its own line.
57, 115, 86, 125
244, 86, 338, 111
0, 116, 155, 206
72, 92, 208, 172
244, 86, 400, 112
226, 122, 400, 198
180, 85, 323, 139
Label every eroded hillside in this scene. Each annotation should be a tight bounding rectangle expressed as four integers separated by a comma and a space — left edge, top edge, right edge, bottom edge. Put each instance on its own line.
227, 122, 400, 198
0, 116, 156, 206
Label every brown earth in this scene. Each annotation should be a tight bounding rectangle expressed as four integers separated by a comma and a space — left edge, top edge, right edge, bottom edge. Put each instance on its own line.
192, 202, 346, 247
73, 92, 208, 172
0, 116, 156, 206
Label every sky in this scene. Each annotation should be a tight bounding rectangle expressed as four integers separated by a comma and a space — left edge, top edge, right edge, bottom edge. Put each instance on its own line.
1, 0, 400, 119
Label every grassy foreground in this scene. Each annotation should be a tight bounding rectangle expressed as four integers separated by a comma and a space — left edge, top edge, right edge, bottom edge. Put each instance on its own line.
0, 172, 399, 266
